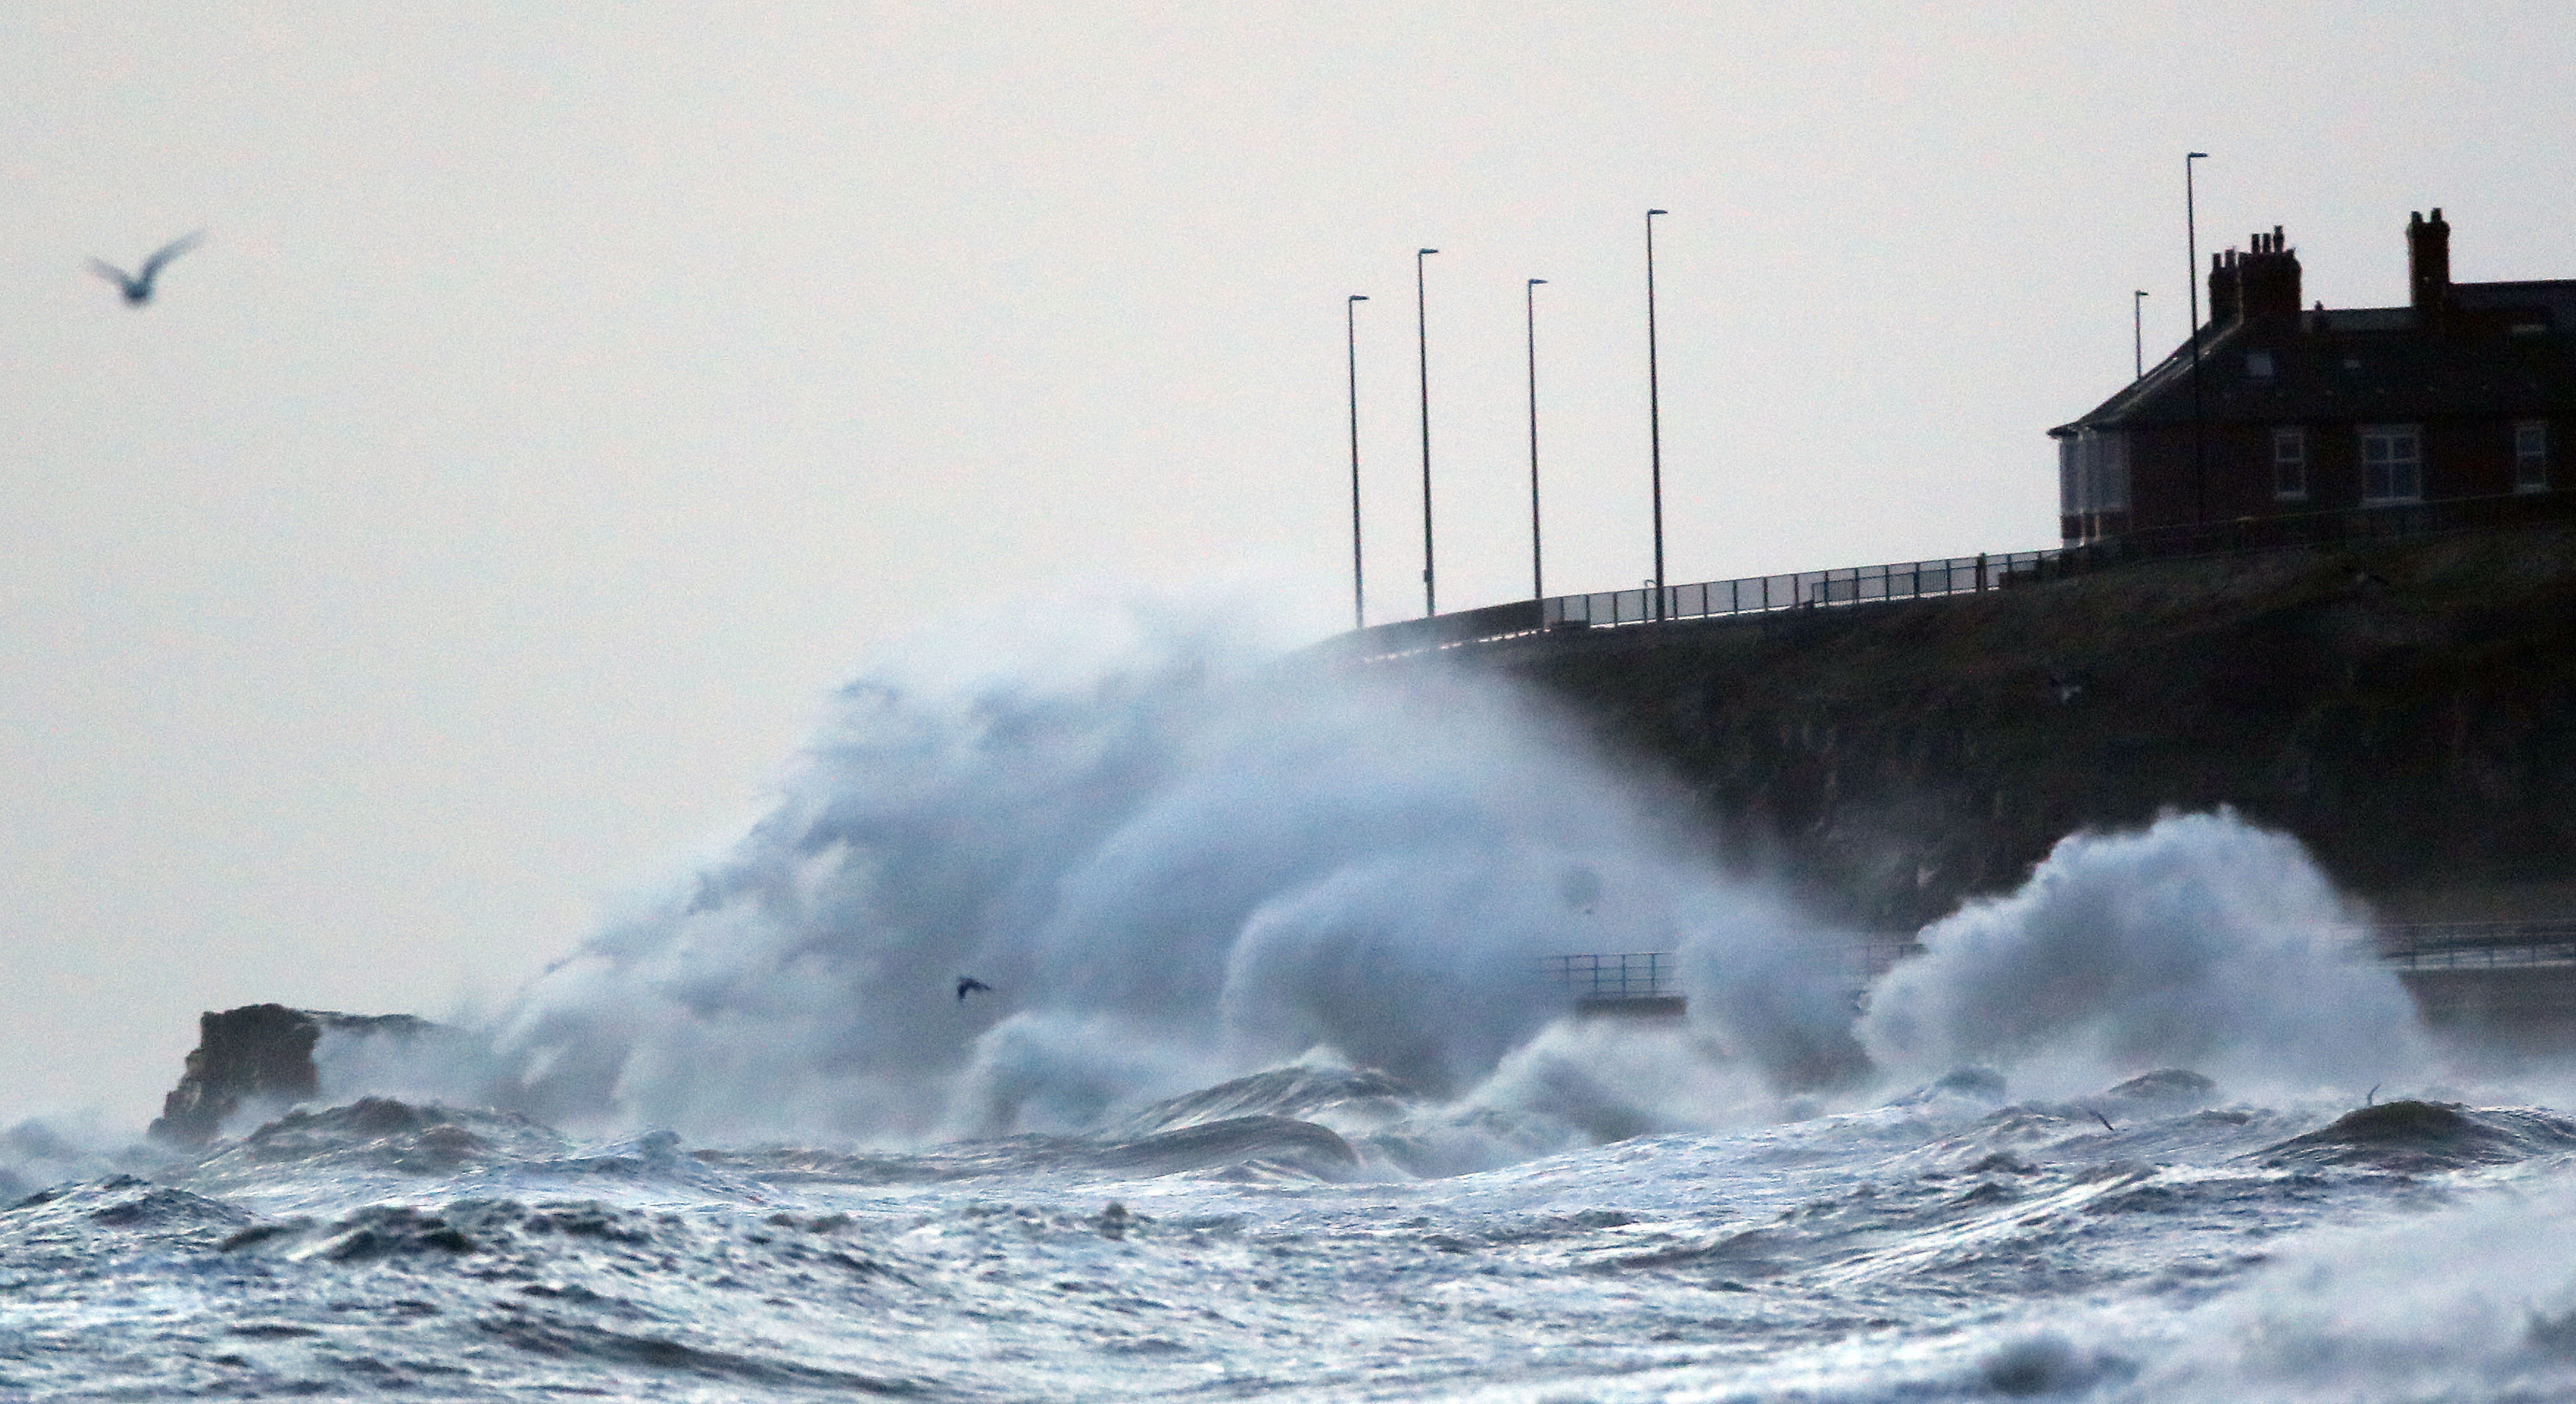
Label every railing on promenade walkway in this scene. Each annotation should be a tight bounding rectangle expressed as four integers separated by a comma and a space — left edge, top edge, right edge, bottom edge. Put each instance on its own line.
1843, 921, 2576, 983
1543, 951, 1680, 1001
2382, 919, 2576, 971
1545, 551, 2053, 630
1331, 488, 2576, 663
1561, 923, 2576, 1010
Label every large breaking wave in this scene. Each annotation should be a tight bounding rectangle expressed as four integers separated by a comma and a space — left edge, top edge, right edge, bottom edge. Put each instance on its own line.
476, 600, 2423, 1144
1858, 810, 2429, 1097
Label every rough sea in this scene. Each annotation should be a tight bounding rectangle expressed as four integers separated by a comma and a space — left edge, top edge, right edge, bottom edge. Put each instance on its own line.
10, 603, 2575, 1400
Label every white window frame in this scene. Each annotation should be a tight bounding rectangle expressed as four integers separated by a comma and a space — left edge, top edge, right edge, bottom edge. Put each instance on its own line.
2360, 424, 2423, 505
2056, 430, 2129, 520
2516, 419, 2550, 493
2271, 426, 2308, 501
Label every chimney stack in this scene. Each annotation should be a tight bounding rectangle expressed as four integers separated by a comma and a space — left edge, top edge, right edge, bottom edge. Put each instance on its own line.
2408, 208, 2452, 325
2208, 249, 2240, 327
2237, 226, 2302, 322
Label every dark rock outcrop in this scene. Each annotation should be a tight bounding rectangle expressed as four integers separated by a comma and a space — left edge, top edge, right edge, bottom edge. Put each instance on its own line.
149, 1005, 453, 1145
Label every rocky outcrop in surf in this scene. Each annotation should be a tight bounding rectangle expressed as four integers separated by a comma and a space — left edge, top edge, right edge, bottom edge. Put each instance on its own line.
148, 1005, 463, 1145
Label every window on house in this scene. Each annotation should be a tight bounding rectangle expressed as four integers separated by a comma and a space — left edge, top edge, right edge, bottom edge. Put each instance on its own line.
2360, 425, 2423, 505
2056, 430, 2129, 519
2516, 420, 2550, 492
2271, 426, 2307, 500
2094, 431, 2129, 513
2246, 350, 2275, 378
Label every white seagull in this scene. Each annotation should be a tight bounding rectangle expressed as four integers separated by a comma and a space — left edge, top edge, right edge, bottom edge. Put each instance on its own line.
90, 231, 205, 305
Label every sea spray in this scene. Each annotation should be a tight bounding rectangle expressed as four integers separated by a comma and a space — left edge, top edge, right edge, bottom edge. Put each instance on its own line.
2121, 1181, 2576, 1400
483, 602, 1824, 1141
1855, 809, 2427, 1096
484, 600, 2428, 1145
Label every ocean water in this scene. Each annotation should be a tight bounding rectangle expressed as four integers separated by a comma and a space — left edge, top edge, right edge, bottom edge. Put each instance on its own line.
10, 602, 2572, 1400
15, 1072, 2576, 1400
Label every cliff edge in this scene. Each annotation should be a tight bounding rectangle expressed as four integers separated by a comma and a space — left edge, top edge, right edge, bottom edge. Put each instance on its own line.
1482, 522, 2576, 929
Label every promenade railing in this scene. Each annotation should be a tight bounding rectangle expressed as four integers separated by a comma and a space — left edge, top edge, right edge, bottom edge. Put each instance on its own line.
1543, 951, 1680, 1002
2381, 919, 2576, 971
1332, 488, 2575, 663
1545, 551, 2054, 631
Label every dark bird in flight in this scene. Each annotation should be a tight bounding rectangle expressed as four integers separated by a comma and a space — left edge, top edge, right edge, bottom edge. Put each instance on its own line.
957, 976, 995, 1002
90, 231, 205, 305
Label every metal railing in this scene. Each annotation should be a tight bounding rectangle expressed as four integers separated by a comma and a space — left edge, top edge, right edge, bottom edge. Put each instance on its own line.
1326, 488, 2576, 663
1543, 951, 1680, 1001
1839, 921, 2576, 983
1545, 552, 2056, 630
2382, 919, 2576, 971
1543, 926, 2576, 1016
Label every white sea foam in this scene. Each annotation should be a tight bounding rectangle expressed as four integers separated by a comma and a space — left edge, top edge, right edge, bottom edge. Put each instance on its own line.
1856, 809, 2430, 1099
483, 599, 1808, 1142
473, 600, 2450, 1146
2123, 1182, 2576, 1401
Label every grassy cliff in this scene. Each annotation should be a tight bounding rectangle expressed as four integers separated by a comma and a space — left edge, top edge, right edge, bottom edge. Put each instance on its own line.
1470, 523, 2576, 929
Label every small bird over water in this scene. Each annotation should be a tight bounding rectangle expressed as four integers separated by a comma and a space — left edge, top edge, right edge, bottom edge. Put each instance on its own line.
956, 976, 995, 1002
90, 231, 205, 305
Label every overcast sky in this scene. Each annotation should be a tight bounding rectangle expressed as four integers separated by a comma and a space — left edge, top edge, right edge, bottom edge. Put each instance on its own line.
7, 4, 2572, 1125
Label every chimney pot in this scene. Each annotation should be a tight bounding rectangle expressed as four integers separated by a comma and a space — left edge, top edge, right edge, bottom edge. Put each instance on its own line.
2238, 222, 2303, 322
2407, 206, 2452, 324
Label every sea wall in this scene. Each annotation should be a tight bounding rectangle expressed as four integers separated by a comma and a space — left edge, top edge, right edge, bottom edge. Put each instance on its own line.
1461, 522, 2576, 931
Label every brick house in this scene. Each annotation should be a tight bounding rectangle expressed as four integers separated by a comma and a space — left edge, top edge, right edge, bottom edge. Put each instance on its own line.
2051, 209, 2575, 545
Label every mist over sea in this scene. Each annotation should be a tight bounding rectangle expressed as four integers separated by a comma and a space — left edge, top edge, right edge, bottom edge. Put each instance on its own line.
9, 598, 2576, 1401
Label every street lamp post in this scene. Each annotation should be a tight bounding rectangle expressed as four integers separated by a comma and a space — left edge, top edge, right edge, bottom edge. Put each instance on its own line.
1346, 294, 1369, 630
2187, 152, 2209, 527
1416, 248, 1438, 618
1645, 209, 1668, 620
1526, 277, 1547, 601
2133, 288, 2149, 380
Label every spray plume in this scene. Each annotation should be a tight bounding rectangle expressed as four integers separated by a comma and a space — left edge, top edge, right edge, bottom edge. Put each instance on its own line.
483, 602, 1818, 1141
1857, 809, 2427, 1096
476, 601, 2429, 1146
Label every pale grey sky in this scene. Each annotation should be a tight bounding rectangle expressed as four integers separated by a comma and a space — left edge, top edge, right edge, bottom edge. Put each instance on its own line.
6, 3, 2572, 1124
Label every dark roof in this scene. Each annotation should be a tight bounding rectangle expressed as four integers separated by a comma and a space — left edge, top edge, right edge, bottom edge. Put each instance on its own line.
2053, 302, 2576, 437
2456, 279, 2576, 322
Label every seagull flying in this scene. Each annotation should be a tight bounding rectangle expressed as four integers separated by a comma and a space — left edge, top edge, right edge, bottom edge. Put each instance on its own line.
90, 231, 205, 306
957, 977, 995, 1002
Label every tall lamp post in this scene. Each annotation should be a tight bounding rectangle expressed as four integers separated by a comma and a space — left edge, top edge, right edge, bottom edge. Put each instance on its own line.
1644, 209, 1668, 620
1345, 294, 1369, 630
1526, 277, 1547, 600
2186, 152, 2209, 526
2132, 288, 2149, 380
1416, 248, 1439, 618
